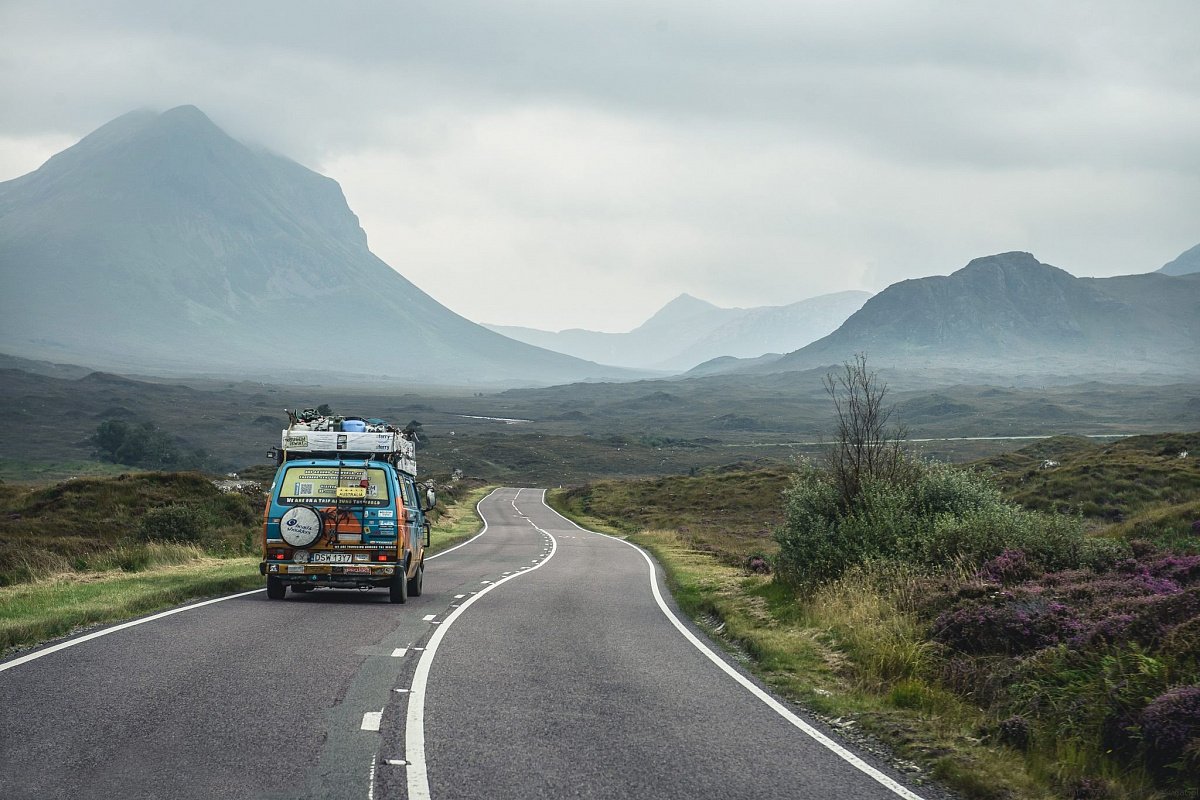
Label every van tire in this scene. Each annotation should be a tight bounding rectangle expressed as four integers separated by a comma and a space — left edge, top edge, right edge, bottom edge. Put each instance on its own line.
408, 562, 423, 597
266, 576, 286, 600
389, 568, 408, 604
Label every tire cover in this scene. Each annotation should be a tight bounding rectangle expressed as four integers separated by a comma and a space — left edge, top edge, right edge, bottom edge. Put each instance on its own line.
280, 506, 323, 548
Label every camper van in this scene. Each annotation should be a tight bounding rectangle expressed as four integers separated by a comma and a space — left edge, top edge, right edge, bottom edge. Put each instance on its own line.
259, 415, 433, 603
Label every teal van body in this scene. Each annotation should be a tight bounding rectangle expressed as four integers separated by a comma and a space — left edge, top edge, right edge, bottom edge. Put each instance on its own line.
259, 424, 429, 603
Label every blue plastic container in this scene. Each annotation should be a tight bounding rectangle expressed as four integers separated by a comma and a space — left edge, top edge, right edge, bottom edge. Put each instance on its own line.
341, 419, 367, 432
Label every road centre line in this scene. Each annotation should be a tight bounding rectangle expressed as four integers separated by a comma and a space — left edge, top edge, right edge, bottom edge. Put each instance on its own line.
361, 711, 383, 731
404, 491, 559, 800
536, 489, 928, 800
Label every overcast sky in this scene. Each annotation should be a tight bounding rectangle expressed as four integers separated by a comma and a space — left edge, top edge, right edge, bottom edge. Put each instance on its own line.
2, 1, 1198, 332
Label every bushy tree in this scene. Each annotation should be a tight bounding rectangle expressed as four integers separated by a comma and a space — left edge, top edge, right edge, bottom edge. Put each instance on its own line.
91, 420, 210, 470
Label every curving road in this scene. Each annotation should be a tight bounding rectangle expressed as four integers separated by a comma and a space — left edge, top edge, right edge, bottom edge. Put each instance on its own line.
1, 488, 932, 800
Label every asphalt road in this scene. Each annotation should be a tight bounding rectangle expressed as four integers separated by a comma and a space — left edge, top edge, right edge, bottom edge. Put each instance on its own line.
1, 488, 933, 800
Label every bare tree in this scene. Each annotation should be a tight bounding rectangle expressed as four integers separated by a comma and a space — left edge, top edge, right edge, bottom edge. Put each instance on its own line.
823, 353, 909, 509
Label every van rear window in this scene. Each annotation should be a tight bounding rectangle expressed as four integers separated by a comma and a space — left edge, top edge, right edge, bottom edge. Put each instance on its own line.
277, 466, 390, 506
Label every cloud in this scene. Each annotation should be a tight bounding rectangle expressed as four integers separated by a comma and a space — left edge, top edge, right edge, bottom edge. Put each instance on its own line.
1, 1, 1198, 330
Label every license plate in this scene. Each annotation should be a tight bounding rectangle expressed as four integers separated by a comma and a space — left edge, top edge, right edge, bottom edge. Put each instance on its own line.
309, 552, 352, 564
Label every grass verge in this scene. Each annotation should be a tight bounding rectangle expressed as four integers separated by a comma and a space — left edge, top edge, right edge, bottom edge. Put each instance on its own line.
0, 556, 261, 657
426, 485, 493, 555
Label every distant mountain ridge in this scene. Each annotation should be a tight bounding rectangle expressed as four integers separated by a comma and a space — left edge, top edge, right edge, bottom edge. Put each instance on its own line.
0, 106, 633, 386
486, 290, 871, 370
1158, 243, 1200, 276
738, 252, 1200, 377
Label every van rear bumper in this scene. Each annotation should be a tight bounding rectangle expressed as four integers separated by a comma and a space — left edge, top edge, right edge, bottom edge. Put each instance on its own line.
260, 562, 397, 582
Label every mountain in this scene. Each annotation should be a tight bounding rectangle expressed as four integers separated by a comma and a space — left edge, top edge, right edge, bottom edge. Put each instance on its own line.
486, 290, 871, 371
0, 106, 634, 387
748, 252, 1200, 378
1158, 243, 1200, 275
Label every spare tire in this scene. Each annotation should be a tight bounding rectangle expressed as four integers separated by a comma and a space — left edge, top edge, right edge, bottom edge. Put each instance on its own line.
280, 506, 323, 548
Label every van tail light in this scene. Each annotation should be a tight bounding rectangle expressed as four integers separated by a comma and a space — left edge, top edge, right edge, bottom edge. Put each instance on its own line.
271, 550, 292, 560
375, 553, 391, 562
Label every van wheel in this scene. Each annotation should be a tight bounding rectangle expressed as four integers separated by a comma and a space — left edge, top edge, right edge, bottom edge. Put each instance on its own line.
389, 568, 408, 604
407, 562, 424, 597
266, 576, 286, 600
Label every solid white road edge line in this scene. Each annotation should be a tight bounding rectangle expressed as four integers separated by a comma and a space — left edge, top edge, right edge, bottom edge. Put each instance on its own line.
404, 488, 559, 800
535, 489, 928, 800
0, 587, 265, 673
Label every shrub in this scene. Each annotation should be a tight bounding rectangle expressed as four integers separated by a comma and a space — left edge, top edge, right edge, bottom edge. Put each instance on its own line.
997, 715, 1031, 750
979, 549, 1036, 585
932, 592, 1081, 655
1162, 615, 1200, 667
744, 552, 771, 575
1140, 686, 1200, 776
773, 456, 1119, 588
137, 505, 207, 544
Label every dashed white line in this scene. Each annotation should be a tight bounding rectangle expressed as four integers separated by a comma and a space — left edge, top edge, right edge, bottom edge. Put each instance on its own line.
405, 489, 559, 800
422, 615, 437, 622
361, 711, 383, 731
385, 759, 407, 766
391, 648, 407, 658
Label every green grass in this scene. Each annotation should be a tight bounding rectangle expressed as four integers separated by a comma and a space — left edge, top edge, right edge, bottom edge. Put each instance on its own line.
0, 556, 261, 655
0, 471, 261, 585
426, 484, 492, 555
976, 432, 1200, 523
0, 459, 134, 484
554, 465, 792, 566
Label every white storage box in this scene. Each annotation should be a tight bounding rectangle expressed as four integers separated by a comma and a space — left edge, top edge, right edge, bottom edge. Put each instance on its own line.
281, 430, 417, 474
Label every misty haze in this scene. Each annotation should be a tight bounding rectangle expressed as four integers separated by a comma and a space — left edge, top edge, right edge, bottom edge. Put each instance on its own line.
1, 5, 1198, 800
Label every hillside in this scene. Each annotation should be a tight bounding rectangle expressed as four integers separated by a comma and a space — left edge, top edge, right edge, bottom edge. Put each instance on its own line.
1158, 242, 1200, 276
975, 431, 1200, 524
0, 106, 631, 387
754, 252, 1200, 378
486, 290, 870, 371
